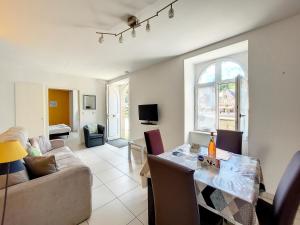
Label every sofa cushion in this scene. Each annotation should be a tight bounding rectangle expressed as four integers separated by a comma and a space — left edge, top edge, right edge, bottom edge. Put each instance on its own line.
89, 133, 103, 139
44, 146, 73, 160
44, 146, 86, 170
0, 161, 29, 189
24, 155, 58, 178
0, 127, 29, 148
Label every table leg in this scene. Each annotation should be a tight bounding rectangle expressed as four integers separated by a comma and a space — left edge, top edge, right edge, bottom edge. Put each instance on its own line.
148, 178, 155, 225
128, 143, 132, 162
141, 147, 145, 163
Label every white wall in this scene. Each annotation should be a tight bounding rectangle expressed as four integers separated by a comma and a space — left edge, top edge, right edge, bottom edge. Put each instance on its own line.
129, 57, 185, 150
0, 65, 107, 143
129, 13, 300, 194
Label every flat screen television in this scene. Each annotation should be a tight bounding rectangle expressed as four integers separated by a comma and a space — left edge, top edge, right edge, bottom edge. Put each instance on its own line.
138, 104, 158, 124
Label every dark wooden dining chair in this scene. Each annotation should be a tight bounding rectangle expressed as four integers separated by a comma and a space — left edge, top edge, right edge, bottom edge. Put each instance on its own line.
256, 151, 300, 225
144, 129, 164, 155
147, 155, 222, 225
216, 129, 243, 154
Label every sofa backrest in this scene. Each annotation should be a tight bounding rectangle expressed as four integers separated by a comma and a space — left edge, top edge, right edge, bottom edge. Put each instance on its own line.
0, 127, 29, 148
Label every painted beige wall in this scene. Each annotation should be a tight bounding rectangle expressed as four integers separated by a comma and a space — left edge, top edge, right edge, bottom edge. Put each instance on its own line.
129, 13, 300, 194
0, 66, 107, 143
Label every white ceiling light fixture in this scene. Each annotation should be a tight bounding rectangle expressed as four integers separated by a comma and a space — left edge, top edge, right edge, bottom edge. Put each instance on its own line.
146, 20, 151, 32
96, 0, 178, 44
169, 5, 174, 19
131, 27, 136, 38
98, 34, 104, 44
119, 34, 123, 43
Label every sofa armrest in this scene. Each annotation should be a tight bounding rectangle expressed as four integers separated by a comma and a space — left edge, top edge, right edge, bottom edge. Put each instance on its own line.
50, 139, 65, 149
0, 166, 92, 225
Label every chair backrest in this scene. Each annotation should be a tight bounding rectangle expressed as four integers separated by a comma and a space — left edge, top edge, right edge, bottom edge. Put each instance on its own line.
147, 155, 200, 225
144, 130, 164, 155
216, 129, 243, 154
272, 151, 300, 225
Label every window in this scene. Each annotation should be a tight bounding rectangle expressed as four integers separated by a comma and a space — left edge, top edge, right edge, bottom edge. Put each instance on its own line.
195, 60, 247, 132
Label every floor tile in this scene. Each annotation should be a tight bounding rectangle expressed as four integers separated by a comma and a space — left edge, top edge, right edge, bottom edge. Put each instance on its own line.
106, 175, 138, 196
137, 209, 148, 225
92, 185, 116, 210
75, 149, 100, 164
92, 175, 103, 189
89, 199, 135, 225
127, 218, 143, 225
119, 186, 147, 216
89, 161, 114, 174
95, 167, 124, 183
115, 161, 142, 175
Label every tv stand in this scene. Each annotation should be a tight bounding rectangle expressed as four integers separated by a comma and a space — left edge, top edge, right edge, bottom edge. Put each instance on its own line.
141, 121, 157, 125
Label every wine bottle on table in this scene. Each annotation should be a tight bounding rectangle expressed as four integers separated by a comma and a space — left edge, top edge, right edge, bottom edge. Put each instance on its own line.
208, 132, 216, 159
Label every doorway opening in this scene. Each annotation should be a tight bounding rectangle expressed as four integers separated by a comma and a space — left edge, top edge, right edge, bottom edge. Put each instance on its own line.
48, 89, 80, 145
107, 79, 129, 147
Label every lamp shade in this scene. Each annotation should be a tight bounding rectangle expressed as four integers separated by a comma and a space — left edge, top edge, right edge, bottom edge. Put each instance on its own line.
0, 140, 28, 164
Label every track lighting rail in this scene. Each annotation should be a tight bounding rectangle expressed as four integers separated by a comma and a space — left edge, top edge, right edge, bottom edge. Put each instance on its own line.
96, 0, 179, 43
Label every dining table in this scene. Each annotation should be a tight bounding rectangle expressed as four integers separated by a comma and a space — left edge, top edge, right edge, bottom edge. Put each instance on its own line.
140, 144, 265, 225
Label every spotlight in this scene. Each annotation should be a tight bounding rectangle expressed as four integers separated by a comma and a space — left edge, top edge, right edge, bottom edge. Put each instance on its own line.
169, 4, 174, 19
146, 20, 151, 32
119, 34, 123, 43
96, 1, 179, 45
132, 27, 136, 38
98, 34, 104, 43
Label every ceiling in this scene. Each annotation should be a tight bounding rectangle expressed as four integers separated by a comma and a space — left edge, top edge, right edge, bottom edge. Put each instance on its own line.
1, 0, 300, 80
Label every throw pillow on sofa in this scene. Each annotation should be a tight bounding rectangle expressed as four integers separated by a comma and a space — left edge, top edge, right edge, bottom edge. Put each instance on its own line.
0, 161, 29, 189
27, 146, 42, 157
29, 136, 52, 154
24, 155, 58, 178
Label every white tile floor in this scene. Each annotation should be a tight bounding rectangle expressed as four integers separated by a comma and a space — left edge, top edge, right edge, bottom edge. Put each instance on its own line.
71, 139, 300, 225
72, 143, 148, 225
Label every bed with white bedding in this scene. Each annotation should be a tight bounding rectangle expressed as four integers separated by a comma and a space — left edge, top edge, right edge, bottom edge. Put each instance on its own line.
49, 124, 71, 139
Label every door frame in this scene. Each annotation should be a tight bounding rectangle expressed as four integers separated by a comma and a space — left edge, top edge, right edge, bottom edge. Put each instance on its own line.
106, 78, 130, 141
45, 87, 81, 140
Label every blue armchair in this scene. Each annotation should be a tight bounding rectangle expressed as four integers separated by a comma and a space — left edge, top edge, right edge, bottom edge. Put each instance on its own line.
83, 124, 105, 148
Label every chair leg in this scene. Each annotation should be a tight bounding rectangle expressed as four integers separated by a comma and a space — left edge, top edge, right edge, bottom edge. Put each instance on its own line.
148, 179, 155, 225
128, 143, 132, 162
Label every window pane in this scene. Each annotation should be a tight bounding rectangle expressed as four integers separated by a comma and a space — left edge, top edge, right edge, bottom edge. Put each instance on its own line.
198, 64, 216, 84
218, 82, 236, 131
197, 86, 216, 131
221, 61, 244, 80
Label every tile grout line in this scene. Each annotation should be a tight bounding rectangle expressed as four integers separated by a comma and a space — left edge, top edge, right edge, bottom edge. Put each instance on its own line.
75, 145, 147, 225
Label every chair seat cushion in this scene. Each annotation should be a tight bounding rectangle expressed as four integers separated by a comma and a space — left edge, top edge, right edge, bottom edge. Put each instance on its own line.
89, 133, 103, 139
256, 198, 273, 225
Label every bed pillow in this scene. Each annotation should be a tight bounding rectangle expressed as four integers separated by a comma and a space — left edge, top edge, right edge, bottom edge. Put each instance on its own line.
24, 156, 58, 178
0, 161, 29, 189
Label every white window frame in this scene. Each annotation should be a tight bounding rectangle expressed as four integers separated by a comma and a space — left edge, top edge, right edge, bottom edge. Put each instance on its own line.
195, 59, 245, 132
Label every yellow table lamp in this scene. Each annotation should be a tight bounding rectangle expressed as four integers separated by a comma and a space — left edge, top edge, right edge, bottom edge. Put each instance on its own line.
0, 140, 28, 225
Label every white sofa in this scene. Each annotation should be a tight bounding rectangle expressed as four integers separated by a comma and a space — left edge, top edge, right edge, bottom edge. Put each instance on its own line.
0, 127, 92, 225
